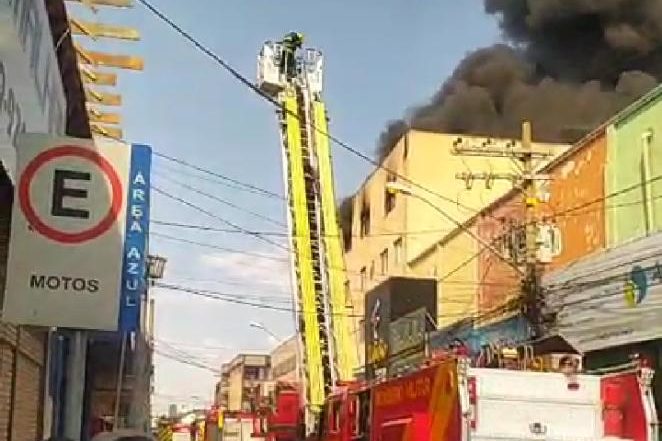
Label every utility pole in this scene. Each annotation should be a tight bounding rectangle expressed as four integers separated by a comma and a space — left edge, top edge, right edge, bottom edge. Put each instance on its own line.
451, 122, 552, 336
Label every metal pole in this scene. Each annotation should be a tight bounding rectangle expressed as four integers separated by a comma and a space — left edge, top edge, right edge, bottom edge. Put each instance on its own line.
63, 331, 88, 441
113, 333, 128, 430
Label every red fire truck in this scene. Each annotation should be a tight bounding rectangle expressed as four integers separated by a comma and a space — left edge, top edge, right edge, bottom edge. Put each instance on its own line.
254, 354, 658, 441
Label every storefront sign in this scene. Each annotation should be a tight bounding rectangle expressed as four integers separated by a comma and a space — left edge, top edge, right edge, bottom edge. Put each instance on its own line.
0, 0, 66, 180
389, 307, 426, 356
118, 144, 151, 332
3, 134, 135, 330
544, 232, 662, 352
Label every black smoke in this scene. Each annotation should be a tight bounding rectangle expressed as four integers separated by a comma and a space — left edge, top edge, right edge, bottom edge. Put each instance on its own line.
376, 0, 662, 160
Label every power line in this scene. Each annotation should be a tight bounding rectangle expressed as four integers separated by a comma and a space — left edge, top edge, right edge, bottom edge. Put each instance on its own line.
154, 151, 284, 200
156, 281, 517, 319
154, 227, 516, 288
153, 172, 286, 227
159, 278, 293, 304
154, 158, 282, 198
165, 273, 291, 294
152, 231, 289, 263
135, 0, 495, 222
152, 186, 287, 250
154, 348, 219, 373
151, 219, 458, 239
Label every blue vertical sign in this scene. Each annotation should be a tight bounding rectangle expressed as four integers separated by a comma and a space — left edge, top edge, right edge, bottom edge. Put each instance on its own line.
118, 144, 152, 332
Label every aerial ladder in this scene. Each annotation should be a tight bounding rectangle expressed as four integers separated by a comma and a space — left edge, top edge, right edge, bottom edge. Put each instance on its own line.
257, 37, 357, 435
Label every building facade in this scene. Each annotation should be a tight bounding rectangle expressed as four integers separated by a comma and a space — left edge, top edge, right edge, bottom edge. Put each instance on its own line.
343, 129, 566, 365
543, 84, 662, 421
215, 354, 270, 412
0, 1, 86, 440
269, 337, 298, 383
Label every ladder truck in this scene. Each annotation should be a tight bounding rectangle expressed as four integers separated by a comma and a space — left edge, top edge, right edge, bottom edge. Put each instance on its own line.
256, 36, 357, 436
254, 36, 659, 441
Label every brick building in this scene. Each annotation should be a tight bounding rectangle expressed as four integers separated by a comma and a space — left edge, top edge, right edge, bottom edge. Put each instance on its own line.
0, 0, 91, 440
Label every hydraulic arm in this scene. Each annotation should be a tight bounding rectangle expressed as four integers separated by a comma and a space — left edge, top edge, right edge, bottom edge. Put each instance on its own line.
257, 37, 357, 433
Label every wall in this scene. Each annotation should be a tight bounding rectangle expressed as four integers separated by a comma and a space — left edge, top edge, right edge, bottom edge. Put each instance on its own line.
0, 177, 47, 441
410, 230, 478, 328
606, 87, 662, 246
477, 194, 523, 315
404, 131, 525, 262
343, 129, 566, 363
344, 135, 408, 348
542, 132, 606, 270
226, 366, 244, 412
0, 0, 67, 180
269, 336, 297, 383
476, 129, 606, 316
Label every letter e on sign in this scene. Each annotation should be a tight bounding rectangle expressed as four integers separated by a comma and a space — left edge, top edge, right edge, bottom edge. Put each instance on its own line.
18, 145, 124, 244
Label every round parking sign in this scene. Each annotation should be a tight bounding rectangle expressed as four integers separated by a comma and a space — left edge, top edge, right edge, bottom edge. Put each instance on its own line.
18, 145, 124, 244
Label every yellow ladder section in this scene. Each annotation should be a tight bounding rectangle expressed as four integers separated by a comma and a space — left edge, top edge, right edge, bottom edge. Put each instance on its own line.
312, 100, 357, 380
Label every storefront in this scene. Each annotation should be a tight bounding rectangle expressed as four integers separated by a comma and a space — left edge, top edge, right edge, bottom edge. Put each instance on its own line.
0, 1, 68, 441
429, 315, 532, 356
544, 232, 662, 417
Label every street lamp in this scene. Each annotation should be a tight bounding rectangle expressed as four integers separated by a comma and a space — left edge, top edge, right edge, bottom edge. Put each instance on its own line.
249, 321, 282, 342
385, 181, 524, 275
147, 254, 167, 281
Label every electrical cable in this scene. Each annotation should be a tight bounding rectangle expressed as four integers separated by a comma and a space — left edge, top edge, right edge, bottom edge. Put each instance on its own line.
151, 219, 457, 239
152, 232, 289, 263
135, 0, 498, 222
135, 0, 662, 342
155, 281, 519, 320
153, 172, 286, 227
154, 151, 284, 200
153, 186, 287, 250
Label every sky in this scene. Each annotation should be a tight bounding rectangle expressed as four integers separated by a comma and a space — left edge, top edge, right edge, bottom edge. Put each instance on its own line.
72, 0, 502, 413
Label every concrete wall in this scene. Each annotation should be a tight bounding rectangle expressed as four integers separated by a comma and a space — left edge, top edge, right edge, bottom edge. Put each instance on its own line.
219, 354, 270, 412
477, 194, 523, 315
606, 88, 662, 246
409, 230, 478, 328
476, 129, 606, 316
344, 130, 566, 359
270, 336, 297, 382
0, 180, 47, 441
542, 132, 607, 270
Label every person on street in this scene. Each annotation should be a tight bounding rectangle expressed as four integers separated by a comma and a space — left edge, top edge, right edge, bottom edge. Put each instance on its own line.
280, 32, 304, 79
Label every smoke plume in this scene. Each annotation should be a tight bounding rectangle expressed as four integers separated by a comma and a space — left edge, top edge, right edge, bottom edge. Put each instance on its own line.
376, 0, 662, 160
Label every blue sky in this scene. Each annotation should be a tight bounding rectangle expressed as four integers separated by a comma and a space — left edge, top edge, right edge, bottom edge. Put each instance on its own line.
73, 0, 501, 412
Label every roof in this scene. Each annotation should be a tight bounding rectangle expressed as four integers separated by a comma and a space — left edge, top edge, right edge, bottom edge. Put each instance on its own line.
44, 0, 91, 139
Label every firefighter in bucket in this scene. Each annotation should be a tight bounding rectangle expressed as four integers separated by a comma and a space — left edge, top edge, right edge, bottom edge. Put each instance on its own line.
280, 31, 304, 79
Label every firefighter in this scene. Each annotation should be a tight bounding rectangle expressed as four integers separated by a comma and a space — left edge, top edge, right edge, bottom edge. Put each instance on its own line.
280, 31, 304, 79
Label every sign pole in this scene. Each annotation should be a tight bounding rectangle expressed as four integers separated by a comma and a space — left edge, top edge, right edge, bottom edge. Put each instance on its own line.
113, 332, 128, 429
63, 330, 88, 441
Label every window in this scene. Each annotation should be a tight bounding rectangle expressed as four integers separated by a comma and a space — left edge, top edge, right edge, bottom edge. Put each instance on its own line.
344, 280, 352, 307
380, 249, 388, 275
244, 366, 260, 380
384, 175, 396, 215
329, 399, 342, 433
394, 238, 403, 265
349, 396, 361, 437
360, 203, 371, 237
360, 267, 366, 291
369, 261, 375, 280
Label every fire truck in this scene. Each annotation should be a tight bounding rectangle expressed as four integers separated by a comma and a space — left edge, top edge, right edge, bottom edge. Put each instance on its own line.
256, 35, 356, 436
254, 35, 659, 441
253, 352, 657, 441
